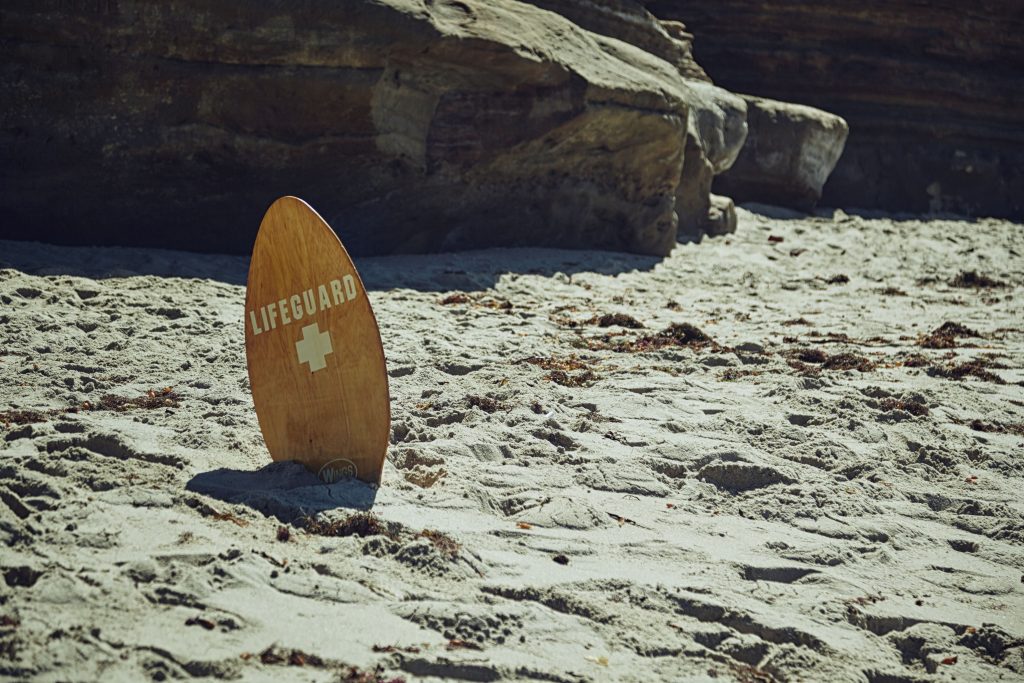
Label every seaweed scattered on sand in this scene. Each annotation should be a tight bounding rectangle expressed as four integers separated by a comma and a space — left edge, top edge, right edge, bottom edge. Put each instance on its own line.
591, 313, 644, 329
184, 616, 216, 631
467, 395, 503, 413
785, 348, 875, 372
964, 419, 1024, 436
300, 515, 461, 562
546, 369, 599, 387
255, 645, 324, 666
0, 409, 46, 426
479, 297, 513, 311
301, 513, 400, 540
720, 368, 764, 381
612, 323, 715, 353
927, 358, 1007, 384
880, 287, 907, 296
99, 387, 180, 411
523, 355, 600, 386
439, 293, 471, 305
919, 321, 981, 349
782, 318, 813, 327
419, 529, 460, 559
523, 356, 589, 372
879, 398, 930, 417
439, 292, 512, 310
341, 665, 406, 683
1, 387, 180, 427
250, 647, 392, 674
822, 353, 875, 372
798, 331, 890, 347
209, 511, 249, 527
788, 348, 828, 364
949, 270, 1006, 289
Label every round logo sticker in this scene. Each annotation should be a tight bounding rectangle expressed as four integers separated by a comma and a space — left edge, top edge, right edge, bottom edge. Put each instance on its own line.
318, 458, 358, 484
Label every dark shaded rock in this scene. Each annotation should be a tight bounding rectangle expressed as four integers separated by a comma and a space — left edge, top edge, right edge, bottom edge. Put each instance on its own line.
0, 0, 712, 256
649, 0, 1024, 219
714, 96, 849, 211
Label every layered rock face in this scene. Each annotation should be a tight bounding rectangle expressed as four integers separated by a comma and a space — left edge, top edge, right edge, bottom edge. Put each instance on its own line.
649, 0, 1024, 218
0, 0, 746, 256
523, 1, 749, 238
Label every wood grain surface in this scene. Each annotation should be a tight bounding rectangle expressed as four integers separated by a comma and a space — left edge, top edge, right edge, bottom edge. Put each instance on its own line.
244, 196, 390, 485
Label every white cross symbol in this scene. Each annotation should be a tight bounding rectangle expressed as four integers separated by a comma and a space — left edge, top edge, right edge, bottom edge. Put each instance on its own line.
295, 323, 333, 373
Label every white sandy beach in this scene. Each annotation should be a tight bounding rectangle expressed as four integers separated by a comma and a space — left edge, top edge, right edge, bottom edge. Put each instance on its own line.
1, 207, 1023, 682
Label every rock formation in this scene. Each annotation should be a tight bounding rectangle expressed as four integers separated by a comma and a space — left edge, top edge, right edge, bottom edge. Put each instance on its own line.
0, 0, 748, 256
649, 0, 1024, 219
523, 1, 748, 239
714, 96, 849, 211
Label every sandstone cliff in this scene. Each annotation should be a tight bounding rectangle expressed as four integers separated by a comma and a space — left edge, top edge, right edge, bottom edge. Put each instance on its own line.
0, 0, 745, 256
649, 0, 1024, 219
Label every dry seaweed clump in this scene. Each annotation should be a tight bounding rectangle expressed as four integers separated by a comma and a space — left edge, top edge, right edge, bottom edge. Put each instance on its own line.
100, 387, 180, 411
950, 270, 1006, 289
250, 647, 406, 681
301, 513, 400, 540
438, 292, 512, 311
965, 420, 1024, 436
786, 348, 875, 373
720, 368, 763, 381
299, 514, 463, 562
1, 387, 180, 427
616, 322, 715, 353
466, 395, 504, 413
254, 646, 326, 667
439, 292, 471, 305
901, 354, 931, 368
919, 321, 981, 349
419, 529, 460, 559
823, 353, 876, 372
879, 397, 930, 417
927, 358, 1007, 384
546, 369, 599, 387
0, 409, 46, 426
341, 666, 406, 683
592, 313, 645, 329
523, 355, 589, 372
523, 355, 599, 387
788, 348, 828, 364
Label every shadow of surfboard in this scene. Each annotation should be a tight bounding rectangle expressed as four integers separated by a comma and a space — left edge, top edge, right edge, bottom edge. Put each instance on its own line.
186, 461, 377, 523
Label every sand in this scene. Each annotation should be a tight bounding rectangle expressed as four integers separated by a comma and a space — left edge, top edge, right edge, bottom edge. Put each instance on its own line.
1, 207, 1023, 682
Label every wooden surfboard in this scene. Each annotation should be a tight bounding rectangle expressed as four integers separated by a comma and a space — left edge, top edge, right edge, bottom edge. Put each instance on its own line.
244, 196, 390, 485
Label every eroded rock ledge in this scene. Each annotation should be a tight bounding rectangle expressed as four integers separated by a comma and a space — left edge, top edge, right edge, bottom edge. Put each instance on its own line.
0, 0, 753, 256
